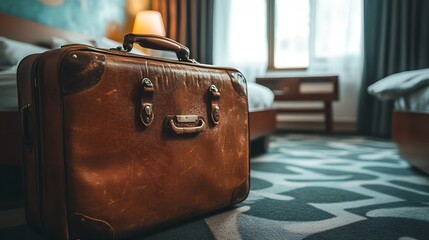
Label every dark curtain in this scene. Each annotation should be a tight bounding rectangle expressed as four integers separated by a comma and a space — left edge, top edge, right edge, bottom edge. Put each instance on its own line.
357, 0, 429, 138
152, 0, 214, 64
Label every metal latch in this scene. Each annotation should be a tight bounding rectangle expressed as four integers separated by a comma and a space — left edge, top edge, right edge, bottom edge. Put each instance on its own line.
139, 78, 154, 127
176, 115, 199, 123
209, 84, 220, 125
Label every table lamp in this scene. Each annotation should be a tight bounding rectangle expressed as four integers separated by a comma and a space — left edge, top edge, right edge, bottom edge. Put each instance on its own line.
132, 10, 166, 36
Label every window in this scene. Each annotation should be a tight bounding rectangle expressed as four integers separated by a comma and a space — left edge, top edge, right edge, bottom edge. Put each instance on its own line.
268, 0, 310, 69
213, 0, 268, 84
226, 0, 267, 64
213, 0, 362, 80
214, 0, 363, 124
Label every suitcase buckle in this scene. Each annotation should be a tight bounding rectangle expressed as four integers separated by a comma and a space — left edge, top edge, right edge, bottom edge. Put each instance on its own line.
139, 78, 154, 127
209, 84, 220, 125
140, 103, 154, 126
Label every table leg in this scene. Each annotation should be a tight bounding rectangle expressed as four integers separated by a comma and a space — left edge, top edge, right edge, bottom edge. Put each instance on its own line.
324, 101, 333, 134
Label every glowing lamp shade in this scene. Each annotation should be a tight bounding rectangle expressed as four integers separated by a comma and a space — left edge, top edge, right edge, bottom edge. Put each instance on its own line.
132, 10, 166, 36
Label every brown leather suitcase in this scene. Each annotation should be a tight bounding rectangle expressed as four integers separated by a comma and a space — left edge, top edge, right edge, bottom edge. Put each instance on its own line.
17, 34, 249, 240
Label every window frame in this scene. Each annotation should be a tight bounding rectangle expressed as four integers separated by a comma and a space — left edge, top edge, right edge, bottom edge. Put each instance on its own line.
267, 0, 311, 71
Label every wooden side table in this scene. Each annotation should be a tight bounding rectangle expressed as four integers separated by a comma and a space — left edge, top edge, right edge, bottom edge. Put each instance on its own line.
256, 75, 339, 133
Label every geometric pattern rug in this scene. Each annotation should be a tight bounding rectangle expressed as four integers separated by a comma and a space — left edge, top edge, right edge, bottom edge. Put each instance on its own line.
204, 134, 429, 240
1, 134, 429, 239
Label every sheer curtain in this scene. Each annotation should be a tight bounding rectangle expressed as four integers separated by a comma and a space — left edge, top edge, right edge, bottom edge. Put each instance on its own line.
310, 0, 363, 123
213, 0, 363, 124
213, 0, 267, 83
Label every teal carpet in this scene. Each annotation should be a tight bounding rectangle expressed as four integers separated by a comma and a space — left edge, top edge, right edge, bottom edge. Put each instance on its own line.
1, 134, 429, 239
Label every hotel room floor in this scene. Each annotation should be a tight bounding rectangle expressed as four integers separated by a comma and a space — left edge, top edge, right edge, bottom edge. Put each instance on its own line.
1, 133, 429, 240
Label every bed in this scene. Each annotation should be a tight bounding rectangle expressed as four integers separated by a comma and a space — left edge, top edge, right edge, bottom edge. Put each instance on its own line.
0, 13, 276, 167
368, 68, 429, 174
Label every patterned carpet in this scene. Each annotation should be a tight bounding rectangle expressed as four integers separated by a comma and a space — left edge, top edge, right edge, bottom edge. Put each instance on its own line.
210, 134, 429, 240
1, 134, 429, 239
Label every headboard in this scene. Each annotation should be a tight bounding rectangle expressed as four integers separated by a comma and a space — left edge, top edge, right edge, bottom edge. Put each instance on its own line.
0, 13, 92, 45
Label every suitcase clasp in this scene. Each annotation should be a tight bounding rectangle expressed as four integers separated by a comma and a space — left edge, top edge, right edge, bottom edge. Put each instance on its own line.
139, 78, 154, 127
209, 84, 220, 125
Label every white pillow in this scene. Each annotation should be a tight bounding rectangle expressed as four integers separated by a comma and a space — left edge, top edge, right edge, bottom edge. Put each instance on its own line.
95, 37, 122, 49
248, 82, 275, 111
48, 36, 96, 49
95, 37, 145, 55
0, 37, 48, 71
368, 68, 429, 100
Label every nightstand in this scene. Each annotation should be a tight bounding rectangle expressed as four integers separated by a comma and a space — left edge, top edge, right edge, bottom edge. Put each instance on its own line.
256, 75, 339, 133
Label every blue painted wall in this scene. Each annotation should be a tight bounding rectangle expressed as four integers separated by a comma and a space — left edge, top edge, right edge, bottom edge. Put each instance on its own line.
0, 0, 125, 38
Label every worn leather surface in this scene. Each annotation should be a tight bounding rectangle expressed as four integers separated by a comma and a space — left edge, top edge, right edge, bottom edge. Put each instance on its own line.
18, 45, 249, 240
18, 49, 71, 240
17, 54, 43, 234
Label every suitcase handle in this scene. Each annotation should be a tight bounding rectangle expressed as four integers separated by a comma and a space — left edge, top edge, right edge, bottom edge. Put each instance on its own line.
169, 119, 206, 135
20, 104, 32, 151
165, 115, 206, 134
123, 34, 196, 63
